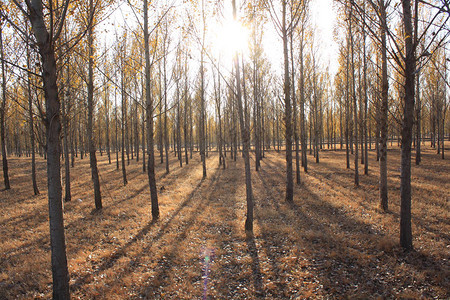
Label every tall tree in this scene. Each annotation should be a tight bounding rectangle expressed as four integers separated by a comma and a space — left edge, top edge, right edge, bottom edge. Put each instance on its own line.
87, 0, 102, 209
11, 0, 76, 297
349, 3, 359, 186
399, 0, 415, 251
144, 0, 159, 220
232, 0, 254, 232
27, 38, 39, 195
0, 24, 10, 190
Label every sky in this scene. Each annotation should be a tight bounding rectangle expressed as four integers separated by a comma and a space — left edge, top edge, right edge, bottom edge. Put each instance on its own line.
99, 0, 340, 83
310, 0, 339, 76
256, 0, 339, 79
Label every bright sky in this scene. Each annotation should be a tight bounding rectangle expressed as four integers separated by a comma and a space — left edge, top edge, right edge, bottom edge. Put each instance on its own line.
100, 0, 339, 83
257, 0, 339, 79
310, 0, 339, 76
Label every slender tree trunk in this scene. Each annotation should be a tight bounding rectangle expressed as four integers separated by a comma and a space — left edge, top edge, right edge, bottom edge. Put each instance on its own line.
232, 0, 253, 232
144, 0, 159, 220
345, 37, 350, 169
399, 0, 415, 251
163, 44, 170, 174
62, 66, 70, 201
115, 92, 119, 170
176, 75, 182, 168
300, 32, 308, 172
282, 0, 294, 203
0, 27, 10, 190
70, 126, 75, 168
106, 84, 111, 165
199, 4, 207, 179
121, 45, 128, 186
87, 4, 102, 209
363, 13, 368, 175
142, 106, 146, 172
379, 0, 389, 211
184, 58, 189, 165
291, 22, 300, 184
25, 3, 70, 297
415, 71, 421, 165
350, 5, 359, 186
27, 34, 40, 195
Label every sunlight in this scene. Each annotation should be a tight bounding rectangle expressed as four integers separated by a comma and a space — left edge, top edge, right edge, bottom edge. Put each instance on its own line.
211, 18, 250, 61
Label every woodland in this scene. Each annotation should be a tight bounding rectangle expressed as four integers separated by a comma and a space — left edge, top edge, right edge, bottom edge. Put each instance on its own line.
0, 0, 449, 299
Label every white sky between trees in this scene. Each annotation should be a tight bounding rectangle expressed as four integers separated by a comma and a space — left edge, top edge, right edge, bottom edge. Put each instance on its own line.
98, 0, 339, 97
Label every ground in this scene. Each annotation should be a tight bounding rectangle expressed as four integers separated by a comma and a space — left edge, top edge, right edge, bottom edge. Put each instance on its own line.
0, 145, 449, 299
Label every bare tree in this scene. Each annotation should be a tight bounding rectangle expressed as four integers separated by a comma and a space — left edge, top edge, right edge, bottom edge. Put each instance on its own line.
144, 0, 159, 220
0, 25, 10, 190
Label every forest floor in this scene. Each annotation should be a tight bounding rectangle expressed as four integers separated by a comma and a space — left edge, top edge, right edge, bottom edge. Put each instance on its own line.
0, 145, 449, 299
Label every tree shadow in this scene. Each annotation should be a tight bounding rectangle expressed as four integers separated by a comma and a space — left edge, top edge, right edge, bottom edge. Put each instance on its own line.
128, 168, 224, 299
71, 175, 207, 292
254, 152, 448, 298
245, 233, 265, 298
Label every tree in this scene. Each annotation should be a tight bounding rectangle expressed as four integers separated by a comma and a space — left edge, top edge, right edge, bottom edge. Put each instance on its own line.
86, 0, 102, 209
264, 0, 303, 203
399, 0, 415, 251
120, 32, 128, 186
232, 0, 254, 232
0, 24, 10, 190
144, 0, 159, 220
349, 2, 359, 186
10, 0, 73, 297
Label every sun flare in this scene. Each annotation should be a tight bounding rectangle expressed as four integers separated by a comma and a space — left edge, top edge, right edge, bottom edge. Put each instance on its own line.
211, 18, 249, 61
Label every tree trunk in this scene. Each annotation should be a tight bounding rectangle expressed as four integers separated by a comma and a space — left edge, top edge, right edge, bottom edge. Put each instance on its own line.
415, 71, 421, 165
144, 0, 159, 220
232, 0, 253, 232
27, 34, 40, 195
87, 0, 102, 209
291, 22, 300, 184
106, 84, 111, 165
121, 46, 128, 186
62, 71, 70, 201
142, 106, 146, 172
282, 0, 293, 203
0, 26, 10, 190
25, 2, 70, 297
363, 12, 369, 175
200, 6, 207, 179
163, 42, 170, 174
184, 58, 189, 165
379, 0, 389, 212
399, 0, 415, 251
350, 5, 359, 186
115, 93, 119, 170
345, 36, 350, 169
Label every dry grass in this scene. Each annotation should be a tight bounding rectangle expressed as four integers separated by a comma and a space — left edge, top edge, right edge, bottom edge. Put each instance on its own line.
0, 145, 449, 299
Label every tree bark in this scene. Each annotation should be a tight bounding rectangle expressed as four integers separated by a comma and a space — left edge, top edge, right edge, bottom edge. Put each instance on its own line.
300, 28, 307, 172
291, 20, 300, 184
87, 0, 102, 209
25, 1, 70, 297
379, 0, 389, 211
400, 0, 415, 251
62, 76, 70, 201
349, 4, 359, 186
282, 0, 294, 203
0, 26, 10, 190
232, 0, 253, 232
27, 32, 40, 195
415, 71, 421, 165
121, 46, 128, 186
144, 0, 159, 220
